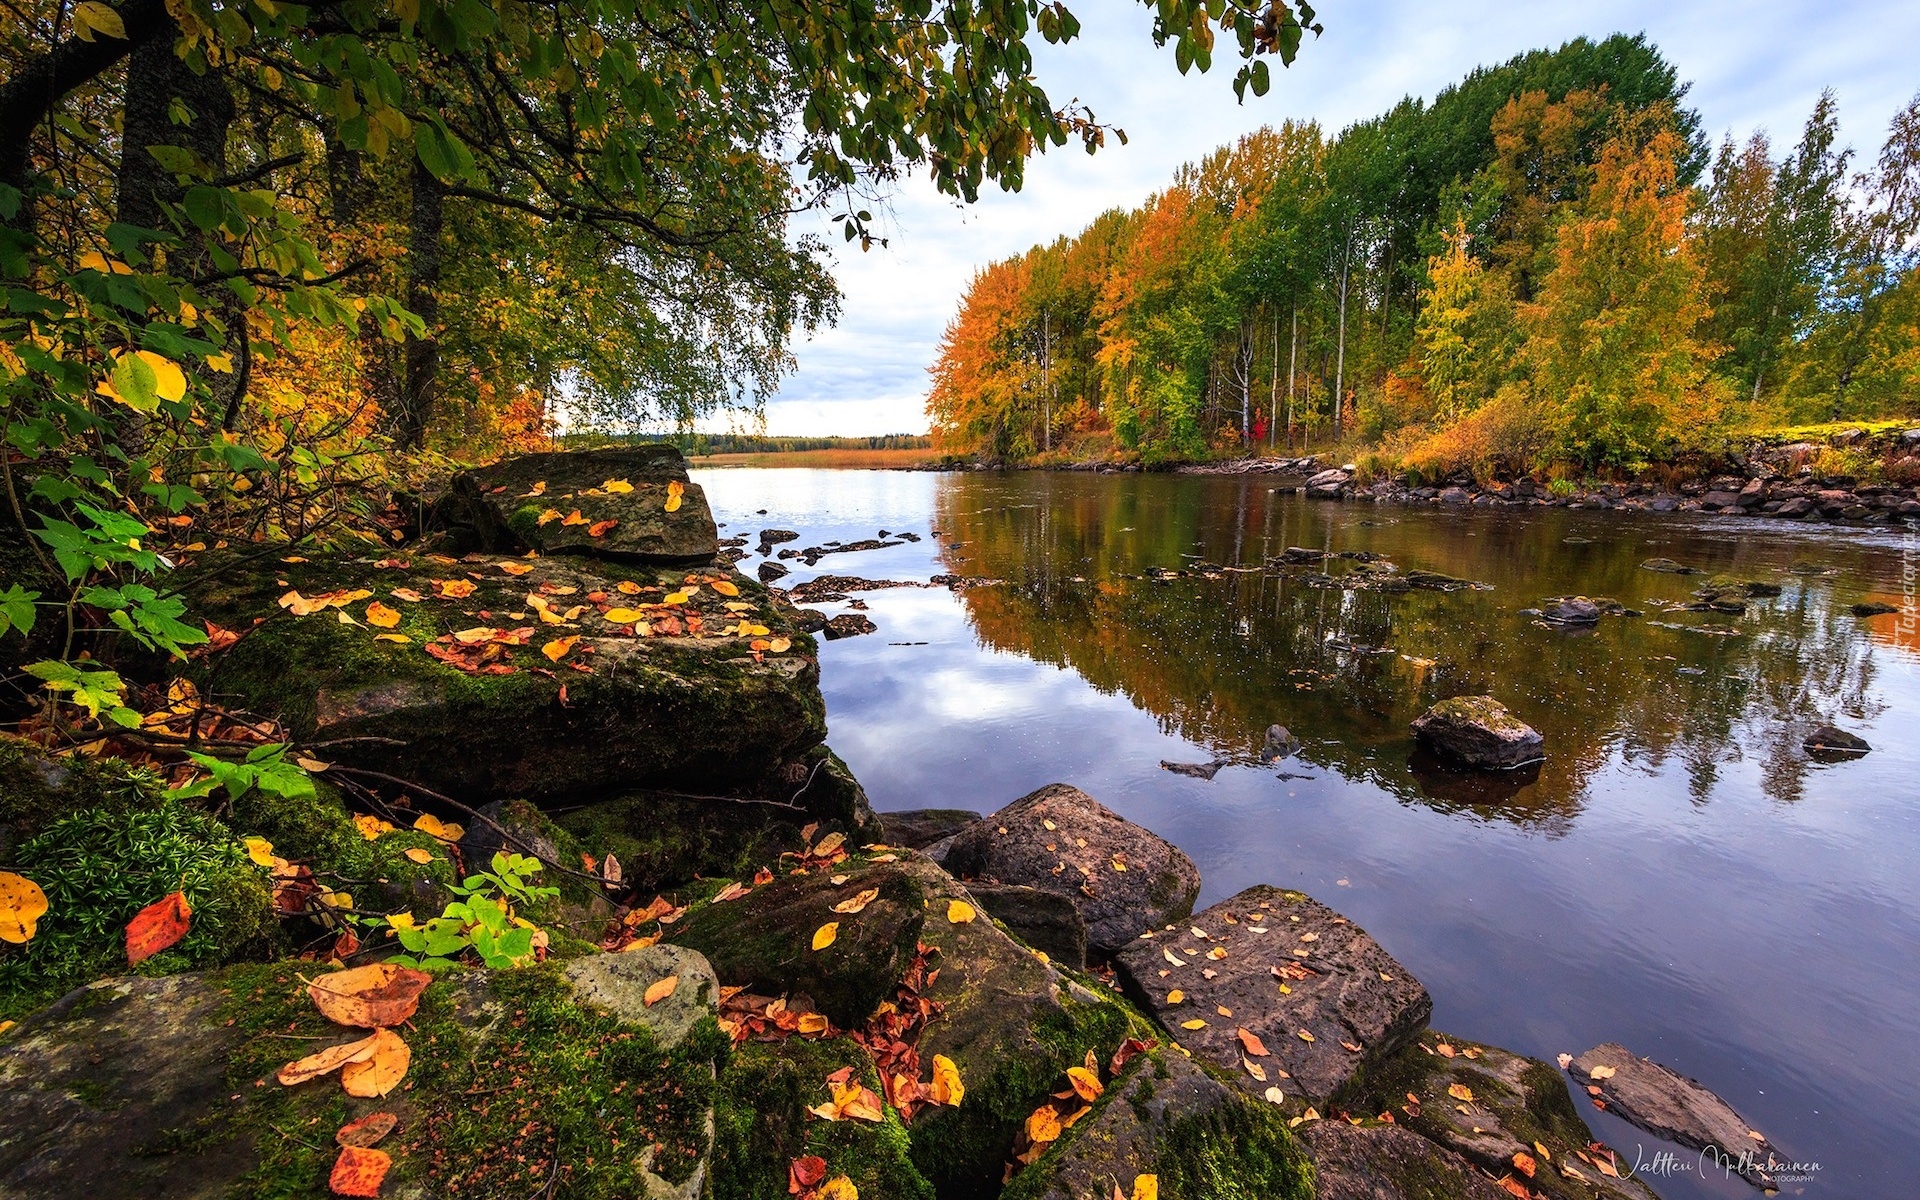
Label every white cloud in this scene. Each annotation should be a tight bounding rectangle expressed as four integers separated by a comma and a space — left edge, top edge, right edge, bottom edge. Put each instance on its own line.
743, 0, 1920, 435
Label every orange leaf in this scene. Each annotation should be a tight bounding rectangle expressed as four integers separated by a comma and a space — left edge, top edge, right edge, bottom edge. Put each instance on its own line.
1025, 1105, 1062, 1144
336, 1112, 399, 1148
277, 1032, 380, 1086
930, 1054, 965, 1106
340, 1027, 411, 1097
499, 560, 534, 576
644, 975, 680, 1006
542, 635, 579, 662
364, 601, 401, 629
1496, 1178, 1531, 1199
789, 1155, 828, 1192
587, 519, 618, 537
1512, 1151, 1537, 1178
125, 891, 191, 965
307, 963, 433, 1028
1065, 1066, 1103, 1101
329, 1145, 391, 1197
403, 847, 436, 865
1236, 1028, 1270, 1057
1447, 1082, 1475, 1103
711, 579, 740, 596
561, 509, 588, 526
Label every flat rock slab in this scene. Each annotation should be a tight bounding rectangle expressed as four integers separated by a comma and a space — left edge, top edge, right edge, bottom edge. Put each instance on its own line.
1354, 1035, 1653, 1200
942, 783, 1201, 956
564, 944, 719, 1048
1412, 695, 1544, 770
1570, 1043, 1781, 1190
0, 974, 250, 1200
1113, 886, 1431, 1108
1299, 1121, 1509, 1200
437, 445, 719, 563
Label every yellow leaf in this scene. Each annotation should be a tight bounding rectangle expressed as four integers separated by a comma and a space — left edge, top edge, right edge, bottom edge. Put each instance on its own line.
499, 561, 534, 576
643, 975, 679, 1006
602, 608, 648, 624
818, 1175, 858, 1200
365, 601, 401, 628
413, 814, 464, 843
796, 1013, 829, 1035
930, 1054, 965, 1106
403, 847, 435, 865
243, 837, 276, 867
77, 250, 133, 274
662, 591, 690, 605
1297, 1029, 1315, 1043
1588, 1064, 1616, 1081
947, 900, 976, 924
72, 1, 128, 40
1447, 1082, 1475, 1102
353, 814, 394, 841
0, 871, 49, 944
542, 636, 579, 662
1131, 1175, 1158, 1200
812, 922, 838, 951
1166, 989, 1184, 1004
1065, 1066, 1103, 1101
767, 637, 792, 653
602, 478, 634, 493
373, 633, 411, 644
1180, 1019, 1208, 1030
665, 480, 686, 512
711, 579, 740, 596
832, 887, 880, 914
1025, 1105, 1062, 1144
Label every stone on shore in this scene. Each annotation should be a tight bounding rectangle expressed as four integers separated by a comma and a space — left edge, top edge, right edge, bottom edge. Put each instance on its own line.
1355, 1035, 1655, 1200
1112, 885, 1432, 1109
941, 783, 1202, 956
1001, 1048, 1311, 1200
1803, 724, 1871, 759
963, 882, 1089, 968
1299, 1121, 1510, 1200
1411, 696, 1544, 770
433, 445, 719, 564
878, 808, 985, 852
1569, 1043, 1781, 1190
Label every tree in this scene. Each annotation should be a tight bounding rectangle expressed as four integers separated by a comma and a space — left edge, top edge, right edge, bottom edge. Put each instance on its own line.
1414, 223, 1517, 419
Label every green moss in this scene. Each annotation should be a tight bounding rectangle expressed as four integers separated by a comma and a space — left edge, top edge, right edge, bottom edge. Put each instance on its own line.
219, 961, 728, 1200
1150, 1096, 1313, 1200
0, 733, 162, 852
711, 1035, 934, 1200
227, 779, 458, 919
0, 801, 279, 1019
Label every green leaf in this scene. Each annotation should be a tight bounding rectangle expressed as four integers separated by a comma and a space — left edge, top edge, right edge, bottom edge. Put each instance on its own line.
0, 585, 38, 639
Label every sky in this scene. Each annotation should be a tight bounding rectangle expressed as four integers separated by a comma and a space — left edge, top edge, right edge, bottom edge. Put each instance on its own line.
718, 0, 1920, 437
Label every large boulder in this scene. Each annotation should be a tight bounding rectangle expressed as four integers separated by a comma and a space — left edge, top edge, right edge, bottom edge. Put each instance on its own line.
432, 445, 719, 564
1113, 886, 1431, 1110
941, 784, 1201, 956
181, 551, 827, 804
1001, 1049, 1311, 1200
1569, 1043, 1782, 1190
1411, 696, 1544, 771
1351, 1035, 1655, 1200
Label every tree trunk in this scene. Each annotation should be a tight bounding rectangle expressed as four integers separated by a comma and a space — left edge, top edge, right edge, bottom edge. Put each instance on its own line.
397, 158, 445, 450
1287, 304, 1298, 453
1334, 231, 1352, 440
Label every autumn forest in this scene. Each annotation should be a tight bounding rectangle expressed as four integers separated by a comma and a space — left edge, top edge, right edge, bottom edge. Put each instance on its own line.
927, 35, 1920, 473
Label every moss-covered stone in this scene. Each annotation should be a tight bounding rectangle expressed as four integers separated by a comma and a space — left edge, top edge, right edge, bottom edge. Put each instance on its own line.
0, 733, 159, 857
1299, 1120, 1508, 1200
711, 1035, 935, 1200
179, 552, 827, 804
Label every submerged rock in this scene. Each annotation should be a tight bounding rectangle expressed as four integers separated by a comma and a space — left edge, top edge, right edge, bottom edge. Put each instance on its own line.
1160, 759, 1227, 780
1640, 557, 1699, 574
1569, 1043, 1781, 1190
1411, 696, 1544, 770
1112, 886, 1432, 1109
433, 445, 718, 564
941, 783, 1202, 956
1850, 601, 1899, 617
1803, 724, 1871, 759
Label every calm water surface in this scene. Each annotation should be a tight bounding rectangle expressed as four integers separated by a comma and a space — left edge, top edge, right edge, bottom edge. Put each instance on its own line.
695, 467, 1920, 1200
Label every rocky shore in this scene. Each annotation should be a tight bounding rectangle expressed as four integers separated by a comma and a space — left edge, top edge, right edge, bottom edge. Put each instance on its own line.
0, 445, 1798, 1200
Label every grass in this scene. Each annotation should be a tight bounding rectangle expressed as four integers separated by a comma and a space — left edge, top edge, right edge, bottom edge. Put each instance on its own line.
691, 447, 938, 469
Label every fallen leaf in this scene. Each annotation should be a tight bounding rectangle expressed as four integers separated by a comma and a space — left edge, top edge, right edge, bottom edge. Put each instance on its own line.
603, 607, 648, 624
542, 635, 579, 662
336, 1111, 399, 1148
278, 1032, 380, 1085
353, 814, 394, 840
602, 478, 633, 493
665, 480, 686, 512
341, 1027, 411, 1097
1025, 1105, 1062, 1144
1166, 989, 1184, 1004
712, 579, 741, 596
243, 837, 277, 867
1589, 1065, 1616, 1081
1131, 1175, 1158, 1200
1436, 1042, 1456, 1058
930, 1053, 965, 1106
1066, 1066, 1103, 1101
1556, 1053, 1573, 1069
768, 637, 792, 653
1243, 1056, 1267, 1081
1513, 1151, 1537, 1178
1163, 948, 1186, 967
588, 519, 618, 537
402, 847, 436, 865
433, 579, 476, 599
561, 509, 588, 526
126, 891, 191, 964
0, 871, 48, 945
390, 587, 424, 603
307, 963, 433, 1028
1448, 1082, 1475, 1103
947, 900, 976, 924
1180, 1019, 1208, 1030
812, 922, 838, 951
329, 1146, 391, 1197
1237, 1028, 1270, 1057
373, 633, 412, 644
644, 975, 680, 1006
413, 814, 464, 843
499, 560, 534, 576
1297, 1029, 1315, 1043
789, 1154, 828, 1193
1496, 1178, 1530, 1199
833, 888, 881, 914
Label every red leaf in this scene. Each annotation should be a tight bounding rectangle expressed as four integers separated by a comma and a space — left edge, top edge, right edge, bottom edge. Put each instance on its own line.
330, 1145, 391, 1196
126, 891, 191, 965
788, 1155, 828, 1194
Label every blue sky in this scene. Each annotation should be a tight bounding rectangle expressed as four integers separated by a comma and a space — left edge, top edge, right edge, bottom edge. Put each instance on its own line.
729, 0, 1920, 436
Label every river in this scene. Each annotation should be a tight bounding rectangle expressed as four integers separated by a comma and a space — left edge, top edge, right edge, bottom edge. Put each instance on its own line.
694, 466, 1920, 1200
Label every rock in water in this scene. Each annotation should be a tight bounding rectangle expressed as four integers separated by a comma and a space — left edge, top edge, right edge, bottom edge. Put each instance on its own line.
941, 783, 1202, 955
756, 560, 790, 584
1411, 696, 1544, 770
1539, 596, 1603, 625
1112, 886, 1432, 1108
1803, 724, 1871, 759
434, 445, 718, 563
1640, 557, 1699, 574
1850, 601, 1898, 617
1299, 1122, 1510, 1200
1262, 724, 1300, 761
1569, 1043, 1782, 1190
1160, 759, 1227, 780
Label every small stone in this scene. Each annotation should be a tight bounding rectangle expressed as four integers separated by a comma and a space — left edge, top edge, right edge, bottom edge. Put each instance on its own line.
1411, 696, 1543, 770
1803, 724, 1870, 759
1639, 557, 1699, 574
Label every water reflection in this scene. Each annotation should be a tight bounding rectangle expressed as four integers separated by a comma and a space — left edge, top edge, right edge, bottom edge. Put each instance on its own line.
934, 471, 1901, 826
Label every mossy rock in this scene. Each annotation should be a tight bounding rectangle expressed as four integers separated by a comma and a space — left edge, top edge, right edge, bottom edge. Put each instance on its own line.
178, 551, 826, 804
711, 1035, 935, 1200
1340, 1034, 1655, 1200
228, 777, 459, 917
0, 733, 161, 857
672, 859, 927, 1028
554, 745, 879, 897
431, 445, 719, 564
1002, 1046, 1313, 1200
1298, 1120, 1508, 1200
